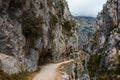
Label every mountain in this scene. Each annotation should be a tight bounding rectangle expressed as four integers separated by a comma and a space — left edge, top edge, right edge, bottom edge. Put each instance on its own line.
74, 16, 96, 48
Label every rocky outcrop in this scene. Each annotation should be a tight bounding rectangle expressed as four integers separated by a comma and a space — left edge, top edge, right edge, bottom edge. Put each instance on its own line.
69, 51, 90, 80
0, 53, 20, 74
74, 16, 96, 49
87, 0, 120, 79
0, 0, 78, 74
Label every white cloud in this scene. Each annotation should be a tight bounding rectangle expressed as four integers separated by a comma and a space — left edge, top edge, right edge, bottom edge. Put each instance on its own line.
66, 0, 107, 17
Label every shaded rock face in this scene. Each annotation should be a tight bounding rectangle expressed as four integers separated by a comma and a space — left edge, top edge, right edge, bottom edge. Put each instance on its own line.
0, 0, 78, 74
87, 0, 120, 79
74, 16, 96, 49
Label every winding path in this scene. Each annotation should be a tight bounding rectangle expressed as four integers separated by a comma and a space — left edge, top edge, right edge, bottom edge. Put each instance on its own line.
32, 59, 74, 80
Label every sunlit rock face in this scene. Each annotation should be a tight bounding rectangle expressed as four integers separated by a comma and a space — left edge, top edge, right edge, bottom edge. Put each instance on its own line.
87, 0, 120, 79
74, 16, 96, 49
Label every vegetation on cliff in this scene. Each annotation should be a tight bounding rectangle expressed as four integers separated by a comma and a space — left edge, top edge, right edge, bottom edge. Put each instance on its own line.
22, 11, 43, 37
0, 70, 28, 80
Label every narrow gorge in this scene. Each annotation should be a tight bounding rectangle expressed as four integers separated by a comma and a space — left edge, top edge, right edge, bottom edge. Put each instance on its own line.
0, 0, 120, 80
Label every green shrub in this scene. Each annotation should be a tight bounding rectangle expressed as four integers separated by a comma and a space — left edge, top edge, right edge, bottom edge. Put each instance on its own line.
99, 75, 110, 80
62, 19, 76, 36
108, 25, 118, 32
107, 69, 116, 75
49, 13, 58, 27
62, 19, 76, 32
87, 54, 101, 77
10, 0, 23, 8
62, 20, 71, 32
89, 54, 100, 66
118, 55, 120, 61
116, 67, 120, 75
22, 12, 43, 37
55, 0, 65, 17
107, 67, 120, 75
88, 54, 100, 69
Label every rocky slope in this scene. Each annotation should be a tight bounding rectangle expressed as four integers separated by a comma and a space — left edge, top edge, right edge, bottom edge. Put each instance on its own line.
74, 16, 96, 49
87, 0, 120, 79
0, 0, 90, 80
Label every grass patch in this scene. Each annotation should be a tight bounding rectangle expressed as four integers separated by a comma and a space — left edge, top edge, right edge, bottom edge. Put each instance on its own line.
0, 70, 39, 80
0, 70, 28, 80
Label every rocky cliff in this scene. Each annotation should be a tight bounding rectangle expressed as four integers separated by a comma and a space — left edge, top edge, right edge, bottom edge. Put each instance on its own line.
0, 0, 78, 74
0, 0, 90, 80
87, 0, 120, 79
74, 16, 96, 49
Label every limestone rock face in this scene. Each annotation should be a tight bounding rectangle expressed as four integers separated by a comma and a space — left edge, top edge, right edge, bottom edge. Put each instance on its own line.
0, 0, 91, 80
0, 54, 20, 74
0, 0, 80, 78
87, 0, 120, 79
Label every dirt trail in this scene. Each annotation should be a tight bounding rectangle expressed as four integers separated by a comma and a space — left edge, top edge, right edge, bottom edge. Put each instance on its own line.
32, 59, 74, 80
0, 53, 10, 59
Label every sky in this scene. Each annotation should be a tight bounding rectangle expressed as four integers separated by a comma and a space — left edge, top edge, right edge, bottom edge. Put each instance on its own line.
66, 0, 107, 17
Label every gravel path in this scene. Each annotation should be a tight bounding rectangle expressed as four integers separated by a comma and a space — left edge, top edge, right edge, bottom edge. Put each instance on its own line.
32, 60, 74, 80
